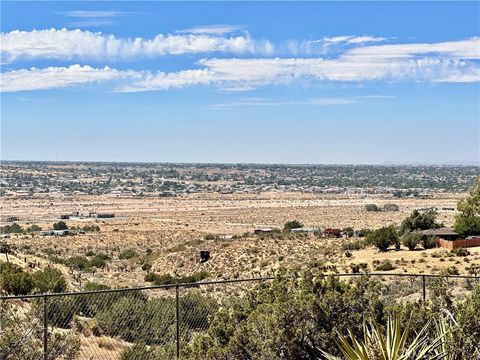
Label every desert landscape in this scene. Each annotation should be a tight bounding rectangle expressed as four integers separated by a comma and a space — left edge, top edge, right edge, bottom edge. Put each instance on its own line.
1, 163, 479, 292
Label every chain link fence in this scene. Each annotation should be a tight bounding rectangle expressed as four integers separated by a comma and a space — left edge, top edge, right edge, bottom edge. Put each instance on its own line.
1, 273, 478, 360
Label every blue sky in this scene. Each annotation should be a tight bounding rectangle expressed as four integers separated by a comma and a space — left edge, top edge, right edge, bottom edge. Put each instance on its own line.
1, 1, 479, 164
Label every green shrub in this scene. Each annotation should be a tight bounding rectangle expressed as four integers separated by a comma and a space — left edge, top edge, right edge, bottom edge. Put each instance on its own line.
119, 249, 138, 260
365, 204, 380, 212
121, 343, 164, 360
0, 262, 34, 295
374, 260, 396, 271
401, 230, 422, 251
89, 254, 110, 268
25, 224, 42, 232
283, 220, 303, 231
144, 271, 209, 286
342, 239, 367, 251
53, 221, 68, 230
451, 248, 470, 257
0, 223, 24, 234
65, 256, 91, 271
33, 296, 77, 329
33, 267, 67, 293
422, 235, 438, 249
97, 293, 217, 345
383, 203, 399, 212
367, 226, 399, 252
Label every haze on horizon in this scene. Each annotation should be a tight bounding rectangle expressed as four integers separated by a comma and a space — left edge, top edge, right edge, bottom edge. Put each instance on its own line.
1, 1, 479, 165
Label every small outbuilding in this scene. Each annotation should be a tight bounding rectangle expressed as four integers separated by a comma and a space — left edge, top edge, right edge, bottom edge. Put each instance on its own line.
197, 250, 210, 263
254, 228, 274, 235
422, 227, 480, 249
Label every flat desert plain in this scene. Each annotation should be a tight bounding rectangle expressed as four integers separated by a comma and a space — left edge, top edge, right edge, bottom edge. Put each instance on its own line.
2, 192, 479, 290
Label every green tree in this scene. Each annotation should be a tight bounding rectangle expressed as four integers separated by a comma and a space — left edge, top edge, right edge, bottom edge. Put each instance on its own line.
53, 221, 68, 230
0, 223, 23, 234
454, 177, 480, 236
25, 224, 42, 233
283, 220, 303, 231
401, 230, 422, 251
366, 226, 399, 252
400, 210, 441, 234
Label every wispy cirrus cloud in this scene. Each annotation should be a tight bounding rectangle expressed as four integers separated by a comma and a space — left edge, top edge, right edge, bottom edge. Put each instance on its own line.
60, 10, 132, 18
0, 28, 273, 62
209, 97, 362, 110
323, 35, 388, 45
58, 10, 135, 27
176, 24, 244, 35
1, 35, 479, 93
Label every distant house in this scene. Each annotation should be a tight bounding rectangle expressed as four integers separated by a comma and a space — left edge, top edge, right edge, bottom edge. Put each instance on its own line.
60, 214, 70, 219
422, 227, 480, 249
422, 227, 459, 241
53, 229, 74, 236
323, 228, 342, 238
4, 216, 19, 222
417, 193, 433, 199
254, 228, 274, 234
291, 227, 320, 234
96, 213, 115, 219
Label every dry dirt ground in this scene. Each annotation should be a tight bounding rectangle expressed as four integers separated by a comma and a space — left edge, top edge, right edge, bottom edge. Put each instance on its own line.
2, 192, 479, 290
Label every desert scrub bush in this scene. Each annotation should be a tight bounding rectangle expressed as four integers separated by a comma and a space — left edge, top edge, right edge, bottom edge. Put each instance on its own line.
32, 296, 77, 328
169, 244, 187, 252
452, 285, 480, 358
88, 253, 111, 269
1, 302, 80, 359
366, 226, 399, 252
451, 248, 470, 257
97, 292, 217, 345
181, 273, 387, 359
422, 235, 438, 249
144, 271, 209, 285
33, 267, 67, 293
119, 249, 138, 260
0, 261, 34, 295
349, 263, 368, 273
374, 260, 396, 271
121, 343, 164, 360
382, 203, 399, 212
283, 220, 303, 231
341, 239, 367, 251
401, 230, 422, 251
365, 204, 380, 212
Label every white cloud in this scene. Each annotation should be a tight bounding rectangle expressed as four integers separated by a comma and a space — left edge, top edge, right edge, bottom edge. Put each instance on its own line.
344, 37, 480, 60
209, 97, 359, 109
177, 25, 244, 35
118, 69, 216, 92
2, 36, 478, 93
0, 65, 138, 92
323, 35, 388, 44
60, 11, 132, 18
1, 28, 272, 62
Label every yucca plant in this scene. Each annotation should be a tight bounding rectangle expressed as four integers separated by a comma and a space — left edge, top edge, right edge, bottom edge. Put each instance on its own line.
320, 315, 449, 360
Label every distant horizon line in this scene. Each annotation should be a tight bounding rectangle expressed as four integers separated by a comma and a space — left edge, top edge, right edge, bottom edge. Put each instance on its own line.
1, 159, 479, 167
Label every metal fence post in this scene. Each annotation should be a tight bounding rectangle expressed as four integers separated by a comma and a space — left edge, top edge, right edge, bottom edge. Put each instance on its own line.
175, 285, 180, 359
43, 295, 48, 360
422, 275, 426, 302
